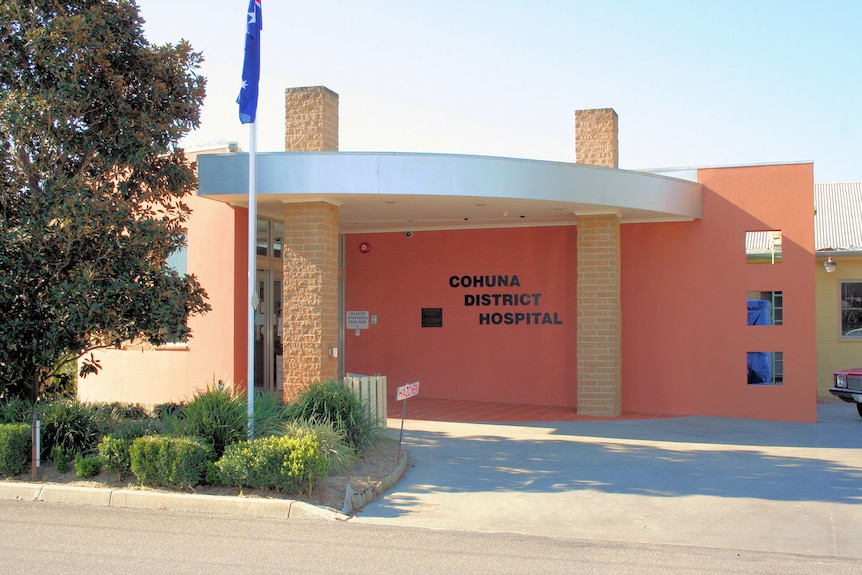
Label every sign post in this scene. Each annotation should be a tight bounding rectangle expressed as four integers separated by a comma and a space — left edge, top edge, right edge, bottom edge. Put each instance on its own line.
395, 381, 419, 464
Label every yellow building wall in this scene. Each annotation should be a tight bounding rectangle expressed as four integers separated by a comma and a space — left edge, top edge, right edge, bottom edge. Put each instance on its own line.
815, 253, 862, 396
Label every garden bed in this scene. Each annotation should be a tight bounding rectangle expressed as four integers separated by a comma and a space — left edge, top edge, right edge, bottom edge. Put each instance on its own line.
9, 435, 405, 513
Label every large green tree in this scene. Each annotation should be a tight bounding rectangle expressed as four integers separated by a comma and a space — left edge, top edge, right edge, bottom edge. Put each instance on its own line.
0, 0, 211, 400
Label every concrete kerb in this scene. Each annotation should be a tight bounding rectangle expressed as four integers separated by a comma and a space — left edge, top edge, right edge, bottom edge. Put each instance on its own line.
0, 481, 345, 519
0, 481, 42, 502
0, 447, 410, 520
344, 447, 410, 514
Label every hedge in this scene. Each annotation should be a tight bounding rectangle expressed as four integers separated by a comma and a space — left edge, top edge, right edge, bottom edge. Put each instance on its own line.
214, 434, 327, 494
129, 435, 214, 489
0, 423, 31, 477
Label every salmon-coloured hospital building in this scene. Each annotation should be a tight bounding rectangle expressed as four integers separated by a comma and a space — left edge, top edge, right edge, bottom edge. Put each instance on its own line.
78, 86, 818, 423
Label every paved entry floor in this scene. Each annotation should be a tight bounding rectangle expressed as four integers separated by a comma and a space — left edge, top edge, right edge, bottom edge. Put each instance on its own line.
385, 396, 667, 423
360, 400, 862, 559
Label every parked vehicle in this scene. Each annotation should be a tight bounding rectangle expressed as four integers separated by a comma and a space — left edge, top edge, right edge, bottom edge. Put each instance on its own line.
830, 368, 862, 418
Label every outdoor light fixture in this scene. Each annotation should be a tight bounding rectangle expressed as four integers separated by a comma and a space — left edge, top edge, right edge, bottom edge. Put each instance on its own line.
824, 257, 837, 273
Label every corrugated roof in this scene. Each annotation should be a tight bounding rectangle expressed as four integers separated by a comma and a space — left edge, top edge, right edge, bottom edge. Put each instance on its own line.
745, 230, 783, 256
815, 182, 862, 251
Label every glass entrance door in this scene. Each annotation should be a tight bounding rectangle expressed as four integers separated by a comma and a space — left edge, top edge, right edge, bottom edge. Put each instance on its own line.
254, 217, 284, 395
254, 269, 283, 393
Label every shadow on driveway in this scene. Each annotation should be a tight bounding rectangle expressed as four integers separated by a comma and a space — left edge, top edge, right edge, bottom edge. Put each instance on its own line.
371, 402, 862, 518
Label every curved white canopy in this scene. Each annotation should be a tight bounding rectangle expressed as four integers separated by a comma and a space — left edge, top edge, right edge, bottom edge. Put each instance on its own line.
198, 152, 702, 232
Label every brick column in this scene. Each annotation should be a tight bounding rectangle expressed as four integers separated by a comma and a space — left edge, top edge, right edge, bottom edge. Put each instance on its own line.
575, 109, 619, 168
280, 87, 341, 401
281, 201, 340, 401
574, 107, 621, 416
284, 86, 339, 152
576, 213, 622, 416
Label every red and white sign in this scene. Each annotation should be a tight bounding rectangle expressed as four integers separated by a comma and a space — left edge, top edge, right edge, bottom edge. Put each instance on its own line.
396, 381, 420, 401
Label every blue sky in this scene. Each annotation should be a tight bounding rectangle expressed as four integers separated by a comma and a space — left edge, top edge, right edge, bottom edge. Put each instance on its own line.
137, 0, 861, 182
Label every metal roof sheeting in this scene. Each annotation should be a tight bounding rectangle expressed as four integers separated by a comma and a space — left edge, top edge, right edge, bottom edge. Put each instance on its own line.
745, 230, 783, 256
815, 182, 862, 252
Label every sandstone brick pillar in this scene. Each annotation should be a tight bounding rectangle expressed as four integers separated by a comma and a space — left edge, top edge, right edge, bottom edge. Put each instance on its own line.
575, 109, 619, 168
285, 86, 339, 152
280, 87, 341, 401
281, 201, 340, 401
575, 107, 621, 416
576, 213, 622, 416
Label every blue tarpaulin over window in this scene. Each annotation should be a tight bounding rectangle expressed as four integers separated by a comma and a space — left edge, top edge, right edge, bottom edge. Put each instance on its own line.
747, 299, 772, 326
747, 352, 772, 384
747, 300, 772, 384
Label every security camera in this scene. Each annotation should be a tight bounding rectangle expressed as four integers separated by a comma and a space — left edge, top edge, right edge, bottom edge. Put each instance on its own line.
405, 231, 413, 238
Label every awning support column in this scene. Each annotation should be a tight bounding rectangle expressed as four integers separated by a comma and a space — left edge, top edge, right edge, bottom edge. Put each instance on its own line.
576, 213, 622, 417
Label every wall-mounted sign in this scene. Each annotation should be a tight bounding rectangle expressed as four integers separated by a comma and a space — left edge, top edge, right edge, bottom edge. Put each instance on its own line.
346, 311, 370, 330
421, 308, 443, 328
448, 273, 564, 327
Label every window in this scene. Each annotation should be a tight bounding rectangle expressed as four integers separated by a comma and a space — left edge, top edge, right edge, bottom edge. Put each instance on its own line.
160, 328, 188, 346
747, 351, 783, 385
840, 282, 862, 337
166, 232, 188, 276
273, 221, 283, 258
163, 231, 189, 345
256, 218, 270, 256
745, 230, 782, 264
256, 218, 284, 258
746, 291, 783, 326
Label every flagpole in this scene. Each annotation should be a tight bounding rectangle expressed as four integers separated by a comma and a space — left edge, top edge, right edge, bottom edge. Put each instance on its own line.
247, 121, 257, 440
239, 0, 262, 440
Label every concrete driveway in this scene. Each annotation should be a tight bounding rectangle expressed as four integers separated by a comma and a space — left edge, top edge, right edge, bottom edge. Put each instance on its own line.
355, 401, 862, 559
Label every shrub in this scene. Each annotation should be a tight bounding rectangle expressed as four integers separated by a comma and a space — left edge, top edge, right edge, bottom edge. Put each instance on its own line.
214, 434, 327, 494
95, 402, 150, 421
74, 453, 101, 478
36, 399, 104, 460
130, 435, 214, 489
251, 390, 289, 438
204, 460, 224, 486
286, 380, 380, 451
282, 420, 356, 475
0, 423, 30, 476
170, 386, 290, 457
0, 396, 33, 424
172, 386, 245, 458
99, 417, 166, 483
98, 436, 132, 481
103, 418, 164, 441
51, 445, 71, 474
153, 402, 185, 420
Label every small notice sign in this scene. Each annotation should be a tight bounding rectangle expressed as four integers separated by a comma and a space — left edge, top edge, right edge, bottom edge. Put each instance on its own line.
395, 381, 420, 462
396, 381, 420, 401
421, 307, 443, 328
346, 311, 369, 330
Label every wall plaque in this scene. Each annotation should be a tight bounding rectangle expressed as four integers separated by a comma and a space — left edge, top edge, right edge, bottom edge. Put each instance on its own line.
421, 308, 443, 328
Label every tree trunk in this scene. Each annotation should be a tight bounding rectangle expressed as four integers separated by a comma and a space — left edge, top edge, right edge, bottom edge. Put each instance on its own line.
31, 370, 41, 404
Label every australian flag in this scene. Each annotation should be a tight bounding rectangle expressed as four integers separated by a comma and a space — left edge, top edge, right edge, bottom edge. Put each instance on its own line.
237, 0, 262, 124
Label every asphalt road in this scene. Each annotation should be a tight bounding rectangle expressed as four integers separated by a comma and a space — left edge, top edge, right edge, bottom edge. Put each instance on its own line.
3, 401, 861, 572
2, 500, 861, 575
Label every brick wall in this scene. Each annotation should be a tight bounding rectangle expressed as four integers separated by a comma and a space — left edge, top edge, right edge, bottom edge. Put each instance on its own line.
284, 86, 339, 152
576, 213, 622, 416
575, 109, 619, 168
281, 201, 340, 401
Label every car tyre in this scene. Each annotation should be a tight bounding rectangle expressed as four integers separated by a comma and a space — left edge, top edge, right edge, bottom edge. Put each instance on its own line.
857, 403, 862, 419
